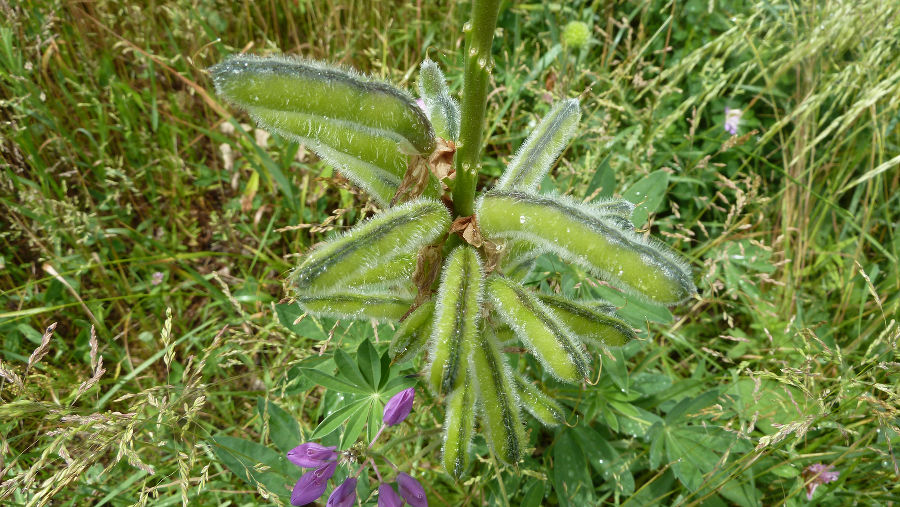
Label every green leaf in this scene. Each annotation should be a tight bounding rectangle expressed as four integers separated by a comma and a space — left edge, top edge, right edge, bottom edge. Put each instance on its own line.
299, 367, 370, 395
366, 397, 384, 444
572, 426, 635, 496
210, 436, 292, 497
429, 246, 482, 394
256, 398, 302, 454
478, 191, 696, 305
333, 348, 371, 391
520, 481, 545, 507
290, 198, 450, 294
356, 339, 380, 389
496, 99, 581, 192
585, 156, 615, 198
310, 397, 370, 439
622, 170, 669, 227
274, 303, 328, 340
552, 431, 594, 507
340, 400, 371, 450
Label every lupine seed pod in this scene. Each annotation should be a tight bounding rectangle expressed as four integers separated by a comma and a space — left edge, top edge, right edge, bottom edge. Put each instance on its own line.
210, 55, 435, 205
291, 199, 450, 294
428, 246, 482, 394
477, 191, 696, 305
418, 59, 461, 141
511, 370, 567, 427
389, 301, 435, 363
472, 327, 525, 464
592, 197, 636, 219
536, 293, 634, 346
442, 374, 475, 479
296, 293, 412, 321
494, 99, 581, 192
486, 276, 590, 383
342, 253, 416, 289
499, 240, 540, 281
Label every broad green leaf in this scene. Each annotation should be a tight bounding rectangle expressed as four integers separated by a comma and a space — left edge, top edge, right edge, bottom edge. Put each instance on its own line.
210, 436, 292, 496
290, 198, 450, 294
442, 376, 475, 479
256, 398, 302, 454
552, 431, 594, 507
340, 400, 371, 449
418, 59, 460, 140
496, 99, 581, 192
472, 328, 524, 465
520, 481, 546, 507
428, 246, 482, 394
211, 56, 435, 205
572, 426, 635, 496
299, 367, 369, 395
333, 348, 371, 391
622, 170, 669, 226
274, 303, 329, 340
310, 397, 370, 439
366, 397, 384, 444
356, 339, 380, 389
487, 276, 589, 383
478, 191, 696, 305
585, 156, 615, 198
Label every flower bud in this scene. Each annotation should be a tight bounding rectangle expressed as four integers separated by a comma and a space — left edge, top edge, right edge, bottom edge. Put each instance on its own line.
397, 472, 428, 507
383, 387, 415, 426
287, 442, 339, 468
562, 21, 591, 48
378, 483, 403, 507
326, 477, 357, 507
291, 461, 337, 506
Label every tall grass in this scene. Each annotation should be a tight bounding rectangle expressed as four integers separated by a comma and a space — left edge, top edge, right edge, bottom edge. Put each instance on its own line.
1, 0, 897, 505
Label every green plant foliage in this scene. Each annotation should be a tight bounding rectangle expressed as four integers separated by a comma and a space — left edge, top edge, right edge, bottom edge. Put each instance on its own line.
428, 246, 482, 394
472, 328, 525, 464
290, 198, 450, 293
442, 375, 475, 479
418, 59, 460, 141
511, 371, 567, 427
536, 293, 634, 346
478, 191, 696, 305
389, 300, 435, 363
495, 98, 581, 192
296, 292, 412, 321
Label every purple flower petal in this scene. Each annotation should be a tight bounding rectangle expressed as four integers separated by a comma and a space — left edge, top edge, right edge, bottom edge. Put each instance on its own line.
291, 461, 337, 506
288, 443, 339, 468
803, 463, 839, 500
378, 483, 403, 507
397, 472, 427, 507
326, 477, 357, 507
383, 388, 415, 426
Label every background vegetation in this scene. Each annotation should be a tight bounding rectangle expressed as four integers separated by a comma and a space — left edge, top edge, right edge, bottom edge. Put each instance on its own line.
1, 0, 898, 505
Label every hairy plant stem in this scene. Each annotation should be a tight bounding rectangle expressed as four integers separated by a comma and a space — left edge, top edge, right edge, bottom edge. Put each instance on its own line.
452, 0, 501, 217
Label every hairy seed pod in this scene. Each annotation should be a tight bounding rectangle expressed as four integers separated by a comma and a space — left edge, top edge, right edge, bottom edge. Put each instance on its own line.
418, 59, 461, 141
472, 328, 525, 464
343, 253, 416, 289
486, 276, 590, 383
428, 246, 482, 394
389, 301, 435, 363
536, 293, 634, 346
511, 370, 567, 427
291, 199, 450, 294
296, 293, 412, 321
499, 240, 540, 281
211, 55, 435, 205
477, 191, 696, 305
494, 99, 581, 192
442, 374, 475, 479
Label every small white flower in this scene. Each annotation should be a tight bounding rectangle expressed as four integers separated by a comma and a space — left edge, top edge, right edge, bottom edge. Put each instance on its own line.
724, 107, 742, 135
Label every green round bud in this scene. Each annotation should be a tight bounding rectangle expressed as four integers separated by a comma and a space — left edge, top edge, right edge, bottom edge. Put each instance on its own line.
562, 21, 591, 48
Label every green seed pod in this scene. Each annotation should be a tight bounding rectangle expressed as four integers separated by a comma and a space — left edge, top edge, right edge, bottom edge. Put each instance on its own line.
428, 246, 482, 394
442, 374, 475, 479
472, 328, 525, 464
290, 199, 450, 294
512, 370, 566, 427
486, 276, 590, 383
343, 253, 416, 289
210, 55, 435, 205
477, 191, 696, 305
418, 59, 460, 141
499, 240, 540, 281
296, 293, 411, 321
495, 99, 581, 192
536, 293, 634, 346
389, 301, 435, 363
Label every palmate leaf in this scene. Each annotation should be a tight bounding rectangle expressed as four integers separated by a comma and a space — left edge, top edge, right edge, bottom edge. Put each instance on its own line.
211, 55, 436, 205
428, 246, 482, 395
290, 198, 450, 294
477, 191, 696, 305
418, 59, 460, 141
486, 276, 590, 383
472, 327, 525, 464
495, 98, 581, 192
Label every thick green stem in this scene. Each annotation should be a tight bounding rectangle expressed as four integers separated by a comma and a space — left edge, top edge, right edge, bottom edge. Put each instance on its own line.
452, 0, 501, 217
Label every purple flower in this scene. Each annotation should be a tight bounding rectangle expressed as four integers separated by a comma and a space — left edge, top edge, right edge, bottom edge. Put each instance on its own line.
151, 271, 164, 285
803, 463, 839, 500
397, 472, 427, 507
378, 483, 403, 507
291, 461, 337, 506
326, 477, 357, 507
383, 388, 415, 427
724, 106, 742, 135
288, 442, 339, 468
